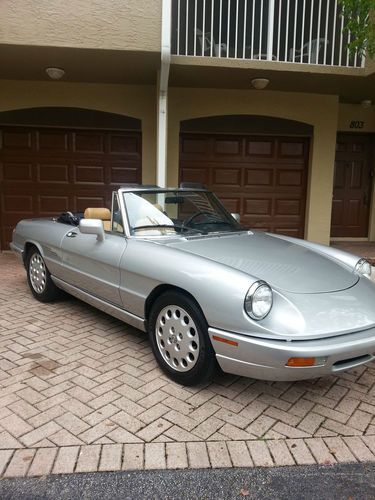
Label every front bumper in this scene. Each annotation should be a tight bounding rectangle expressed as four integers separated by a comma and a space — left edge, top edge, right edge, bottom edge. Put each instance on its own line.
208, 326, 375, 381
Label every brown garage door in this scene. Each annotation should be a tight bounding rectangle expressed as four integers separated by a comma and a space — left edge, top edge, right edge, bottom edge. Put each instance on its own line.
0, 127, 141, 249
180, 134, 309, 238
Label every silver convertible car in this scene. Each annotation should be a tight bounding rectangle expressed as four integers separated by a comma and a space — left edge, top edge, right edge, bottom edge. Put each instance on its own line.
11, 185, 375, 386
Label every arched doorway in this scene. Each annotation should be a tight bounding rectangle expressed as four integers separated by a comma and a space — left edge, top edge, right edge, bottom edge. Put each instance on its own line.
179, 115, 312, 238
0, 107, 142, 249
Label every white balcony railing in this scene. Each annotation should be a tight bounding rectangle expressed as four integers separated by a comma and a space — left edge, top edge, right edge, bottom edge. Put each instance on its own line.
171, 0, 365, 68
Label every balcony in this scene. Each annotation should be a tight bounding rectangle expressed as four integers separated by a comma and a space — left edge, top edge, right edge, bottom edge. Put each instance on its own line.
171, 0, 365, 68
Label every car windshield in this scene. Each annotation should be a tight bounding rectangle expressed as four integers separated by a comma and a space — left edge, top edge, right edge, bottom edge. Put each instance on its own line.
123, 190, 242, 236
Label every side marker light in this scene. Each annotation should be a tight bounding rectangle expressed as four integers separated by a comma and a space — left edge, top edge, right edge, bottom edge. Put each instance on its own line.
212, 335, 238, 347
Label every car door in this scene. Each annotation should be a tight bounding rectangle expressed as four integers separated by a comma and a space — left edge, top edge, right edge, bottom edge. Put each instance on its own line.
60, 230, 127, 306
60, 193, 127, 306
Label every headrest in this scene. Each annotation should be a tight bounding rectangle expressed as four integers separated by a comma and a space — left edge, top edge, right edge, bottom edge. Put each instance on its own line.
84, 208, 111, 221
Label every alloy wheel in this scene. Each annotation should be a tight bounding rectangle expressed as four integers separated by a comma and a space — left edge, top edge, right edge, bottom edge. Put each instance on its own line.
155, 305, 200, 372
29, 253, 47, 294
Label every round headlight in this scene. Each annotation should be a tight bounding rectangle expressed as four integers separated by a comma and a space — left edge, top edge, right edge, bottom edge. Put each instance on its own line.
245, 281, 273, 320
355, 258, 372, 279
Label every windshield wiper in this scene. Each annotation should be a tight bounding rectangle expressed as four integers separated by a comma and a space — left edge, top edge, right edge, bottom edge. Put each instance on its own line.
132, 224, 202, 234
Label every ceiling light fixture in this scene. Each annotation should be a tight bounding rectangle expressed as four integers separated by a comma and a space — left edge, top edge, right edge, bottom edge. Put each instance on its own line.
45, 67, 65, 80
251, 78, 270, 90
361, 99, 372, 108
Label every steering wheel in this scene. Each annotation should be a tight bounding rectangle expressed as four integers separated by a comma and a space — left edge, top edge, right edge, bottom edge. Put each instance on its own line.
183, 211, 216, 227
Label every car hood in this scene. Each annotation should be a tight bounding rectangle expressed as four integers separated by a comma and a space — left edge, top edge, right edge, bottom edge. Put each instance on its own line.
167, 232, 358, 294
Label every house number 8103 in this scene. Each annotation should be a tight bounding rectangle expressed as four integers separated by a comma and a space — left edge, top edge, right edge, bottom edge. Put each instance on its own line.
349, 120, 364, 129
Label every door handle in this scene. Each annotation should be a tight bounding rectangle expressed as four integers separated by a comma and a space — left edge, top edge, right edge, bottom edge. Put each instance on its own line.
66, 231, 77, 238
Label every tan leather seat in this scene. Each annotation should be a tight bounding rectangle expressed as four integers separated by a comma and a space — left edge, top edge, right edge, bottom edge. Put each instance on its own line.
84, 207, 111, 231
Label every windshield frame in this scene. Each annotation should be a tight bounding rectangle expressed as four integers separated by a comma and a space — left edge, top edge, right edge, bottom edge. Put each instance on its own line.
118, 187, 243, 238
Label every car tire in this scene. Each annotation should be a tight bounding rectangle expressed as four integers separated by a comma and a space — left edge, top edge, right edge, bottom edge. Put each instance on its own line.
148, 291, 217, 386
26, 247, 61, 303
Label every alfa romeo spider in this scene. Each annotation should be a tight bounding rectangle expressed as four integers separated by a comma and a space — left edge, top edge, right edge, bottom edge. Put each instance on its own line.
10, 185, 375, 385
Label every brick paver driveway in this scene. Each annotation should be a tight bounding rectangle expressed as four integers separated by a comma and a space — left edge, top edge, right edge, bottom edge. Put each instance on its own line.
1, 253, 375, 477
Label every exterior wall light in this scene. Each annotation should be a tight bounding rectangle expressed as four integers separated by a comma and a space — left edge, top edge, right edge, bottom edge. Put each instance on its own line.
251, 78, 270, 90
361, 100, 372, 109
45, 67, 65, 80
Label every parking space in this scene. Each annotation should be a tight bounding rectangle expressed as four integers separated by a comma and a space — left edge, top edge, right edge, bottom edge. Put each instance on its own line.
1, 253, 375, 477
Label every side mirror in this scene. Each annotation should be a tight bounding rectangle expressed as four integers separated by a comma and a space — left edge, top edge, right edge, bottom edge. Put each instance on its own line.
231, 213, 241, 223
79, 219, 105, 242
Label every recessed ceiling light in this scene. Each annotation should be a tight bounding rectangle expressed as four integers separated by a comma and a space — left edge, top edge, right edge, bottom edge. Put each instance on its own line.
45, 67, 65, 80
361, 99, 372, 108
251, 78, 270, 90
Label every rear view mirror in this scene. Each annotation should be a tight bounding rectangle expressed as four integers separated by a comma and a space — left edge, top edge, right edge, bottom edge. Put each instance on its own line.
165, 196, 184, 204
79, 219, 105, 242
231, 213, 241, 223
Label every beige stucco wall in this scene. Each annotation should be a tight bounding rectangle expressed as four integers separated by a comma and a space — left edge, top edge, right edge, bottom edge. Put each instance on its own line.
0, 80, 157, 184
338, 104, 375, 133
168, 88, 339, 245
0, 0, 161, 52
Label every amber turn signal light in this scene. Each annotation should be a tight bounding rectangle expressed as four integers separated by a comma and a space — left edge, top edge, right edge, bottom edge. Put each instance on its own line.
286, 357, 316, 367
212, 335, 238, 347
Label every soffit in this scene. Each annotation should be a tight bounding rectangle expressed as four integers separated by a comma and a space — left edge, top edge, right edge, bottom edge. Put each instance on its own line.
169, 58, 375, 104
0, 44, 160, 84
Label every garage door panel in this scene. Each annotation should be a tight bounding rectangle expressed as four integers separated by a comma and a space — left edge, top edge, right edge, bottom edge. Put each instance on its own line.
275, 199, 302, 216
277, 169, 304, 187
1, 130, 33, 150
0, 127, 142, 249
3, 194, 33, 213
38, 195, 70, 214
2, 162, 33, 182
180, 166, 210, 185
75, 196, 108, 212
74, 164, 105, 184
37, 131, 69, 151
246, 139, 275, 158
181, 137, 208, 156
37, 163, 70, 183
213, 137, 242, 156
244, 198, 272, 216
73, 132, 105, 153
180, 134, 309, 238
246, 168, 274, 187
109, 164, 141, 184
278, 140, 306, 158
213, 167, 242, 188
109, 134, 141, 156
